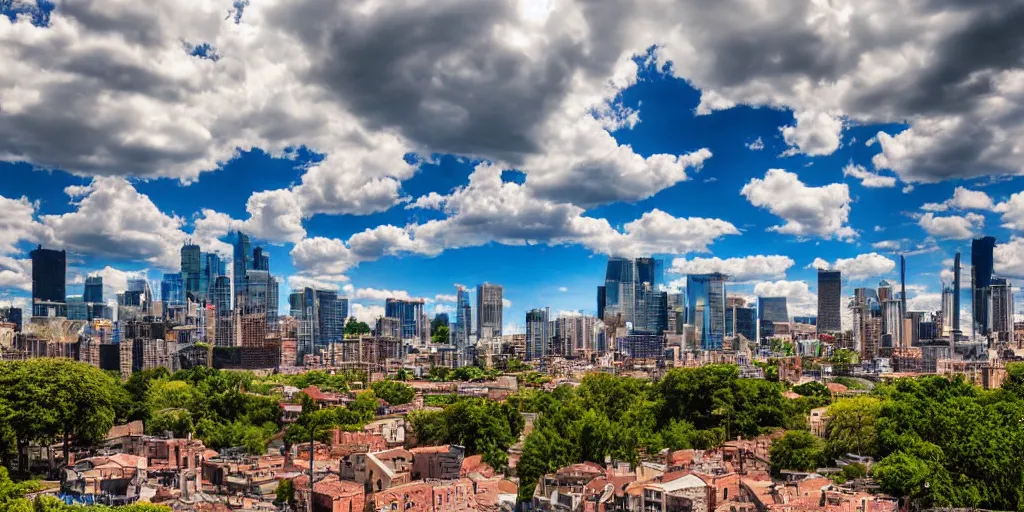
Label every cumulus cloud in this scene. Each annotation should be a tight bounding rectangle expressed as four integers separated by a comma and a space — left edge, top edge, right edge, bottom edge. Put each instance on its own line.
0, 256, 32, 292
921, 187, 994, 212
871, 240, 900, 251
354, 288, 414, 302
745, 137, 764, 151
993, 192, 1024, 231
350, 303, 385, 324
668, 255, 793, 282
753, 280, 817, 317
87, 266, 150, 300
917, 212, 984, 240
434, 294, 458, 303
286, 275, 341, 292
780, 111, 844, 157
842, 163, 896, 188
741, 169, 855, 240
0, 195, 49, 255
994, 238, 1024, 279
810, 253, 896, 281
502, 298, 512, 308
291, 164, 739, 278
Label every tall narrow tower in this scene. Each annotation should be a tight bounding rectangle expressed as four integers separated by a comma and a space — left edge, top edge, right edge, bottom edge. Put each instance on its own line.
953, 252, 961, 333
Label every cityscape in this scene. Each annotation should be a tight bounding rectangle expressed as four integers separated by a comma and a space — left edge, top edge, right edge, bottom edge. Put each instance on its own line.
3, 0, 1024, 511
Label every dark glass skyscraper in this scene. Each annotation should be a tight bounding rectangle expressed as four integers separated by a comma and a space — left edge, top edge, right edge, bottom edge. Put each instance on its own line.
526, 307, 550, 361
160, 273, 184, 306
686, 273, 727, 350
316, 289, 346, 344
596, 285, 606, 320
817, 270, 842, 332
455, 287, 472, 350
181, 243, 201, 299
253, 246, 270, 271
233, 231, 252, 301
30, 245, 66, 304
971, 236, 995, 336
385, 298, 424, 340
84, 276, 103, 304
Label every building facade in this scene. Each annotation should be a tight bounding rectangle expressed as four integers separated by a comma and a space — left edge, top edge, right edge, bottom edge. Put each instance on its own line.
817, 270, 842, 333
476, 283, 503, 341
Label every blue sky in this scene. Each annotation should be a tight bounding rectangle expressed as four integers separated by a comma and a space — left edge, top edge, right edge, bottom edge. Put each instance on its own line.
3, 0, 1024, 330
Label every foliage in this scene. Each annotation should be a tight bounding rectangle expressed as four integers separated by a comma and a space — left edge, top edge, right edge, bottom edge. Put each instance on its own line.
392, 369, 411, 382
830, 376, 867, 390
344, 317, 371, 338
825, 396, 881, 457
517, 371, 551, 388
408, 398, 523, 470
370, 381, 415, 406
430, 325, 450, 344
427, 365, 500, 382
256, 370, 363, 393
275, 478, 295, 506
769, 430, 825, 475
0, 359, 126, 466
423, 394, 464, 407
284, 391, 378, 444
504, 359, 532, 373
792, 381, 830, 399
829, 349, 859, 374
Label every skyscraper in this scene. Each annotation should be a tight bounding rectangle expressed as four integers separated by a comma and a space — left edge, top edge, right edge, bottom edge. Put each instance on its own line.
525, 308, 550, 361
242, 269, 279, 330
181, 243, 201, 299
385, 298, 425, 340
199, 252, 224, 300
757, 296, 788, 339
290, 288, 320, 358
941, 286, 955, 337
211, 275, 233, 347
817, 270, 842, 332
30, 245, 66, 304
84, 276, 103, 304
633, 258, 666, 333
603, 257, 635, 324
316, 289, 347, 344
596, 285, 606, 321
160, 273, 184, 306
455, 286, 472, 350
233, 231, 252, 301
476, 283, 503, 340
991, 277, 1013, 341
253, 246, 270, 271
686, 273, 727, 350
953, 252, 961, 332
971, 236, 996, 336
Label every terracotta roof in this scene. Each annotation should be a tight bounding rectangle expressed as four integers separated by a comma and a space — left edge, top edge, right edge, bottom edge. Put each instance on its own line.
826, 383, 849, 393
315, 478, 363, 499
461, 454, 496, 478
497, 479, 518, 494
409, 445, 450, 454
105, 420, 144, 440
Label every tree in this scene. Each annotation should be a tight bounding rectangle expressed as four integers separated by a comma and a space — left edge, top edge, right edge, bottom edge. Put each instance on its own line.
792, 381, 830, 399
371, 381, 415, 406
769, 430, 825, 475
344, 317, 370, 338
275, 478, 296, 508
826, 396, 882, 457
431, 325, 450, 344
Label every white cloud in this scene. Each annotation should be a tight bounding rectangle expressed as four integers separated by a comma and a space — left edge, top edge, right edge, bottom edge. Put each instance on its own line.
88, 266, 150, 300
432, 303, 454, 315
780, 111, 844, 157
842, 163, 896, 188
0, 195, 49, 255
668, 255, 793, 282
741, 169, 855, 240
502, 298, 512, 308
41, 178, 187, 270
917, 212, 984, 240
291, 164, 739, 278
745, 137, 764, 151
874, 226, 885, 232
921, 187, 994, 212
354, 288, 413, 302
752, 280, 817, 317
350, 303, 385, 324
995, 238, 1024, 279
993, 192, 1024, 231
871, 240, 901, 251
558, 287, 568, 292
906, 291, 942, 313
286, 275, 341, 292
810, 253, 896, 281
0, 256, 32, 292
434, 294, 458, 303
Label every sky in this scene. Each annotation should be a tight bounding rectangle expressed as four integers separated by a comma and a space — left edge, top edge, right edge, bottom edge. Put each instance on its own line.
2, 0, 1024, 332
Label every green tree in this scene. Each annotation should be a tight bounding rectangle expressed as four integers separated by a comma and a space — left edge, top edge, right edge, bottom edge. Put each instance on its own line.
371, 381, 415, 405
343, 317, 371, 338
431, 325, 450, 344
826, 396, 882, 457
792, 381, 830, 399
275, 478, 295, 508
769, 430, 825, 475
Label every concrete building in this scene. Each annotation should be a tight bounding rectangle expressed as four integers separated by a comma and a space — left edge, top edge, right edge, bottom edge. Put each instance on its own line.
817, 270, 842, 333
476, 283, 503, 341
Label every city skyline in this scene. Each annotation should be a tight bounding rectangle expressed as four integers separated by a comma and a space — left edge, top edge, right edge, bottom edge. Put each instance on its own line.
5, 1, 1024, 332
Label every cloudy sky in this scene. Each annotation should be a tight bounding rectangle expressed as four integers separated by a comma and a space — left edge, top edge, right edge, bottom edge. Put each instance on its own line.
2, 0, 1024, 330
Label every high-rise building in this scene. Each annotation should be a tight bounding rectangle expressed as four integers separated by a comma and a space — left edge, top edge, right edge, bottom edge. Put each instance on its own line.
160, 273, 184, 307
971, 236, 996, 336
242, 269, 279, 330
317, 289, 347, 344
757, 296, 788, 340
84, 276, 103, 304
431, 313, 450, 333
385, 298, 425, 341
526, 308, 550, 361
181, 243, 201, 299
726, 305, 756, 341
953, 252, 961, 332
603, 257, 636, 325
596, 285, 606, 321
455, 286, 472, 351
290, 288, 320, 358
667, 293, 684, 334
30, 245, 66, 305
851, 288, 881, 358
686, 273, 727, 350
253, 246, 270, 271
941, 286, 955, 337
991, 277, 1013, 341
476, 283, 503, 340
882, 299, 902, 346
211, 275, 233, 347
199, 252, 224, 301
817, 270, 842, 332
633, 258, 666, 334
233, 231, 252, 302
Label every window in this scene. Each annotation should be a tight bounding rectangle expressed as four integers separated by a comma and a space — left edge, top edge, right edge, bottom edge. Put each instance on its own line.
724, 488, 729, 500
